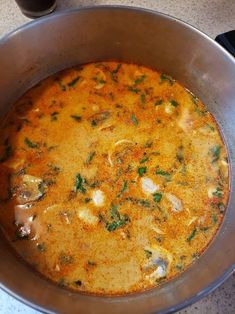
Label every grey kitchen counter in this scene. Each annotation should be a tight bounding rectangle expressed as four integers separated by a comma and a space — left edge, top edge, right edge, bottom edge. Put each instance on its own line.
0, 0, 234, 313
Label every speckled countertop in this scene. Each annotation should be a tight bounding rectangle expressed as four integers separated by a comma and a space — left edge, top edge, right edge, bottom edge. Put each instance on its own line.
0, 1, 234, 313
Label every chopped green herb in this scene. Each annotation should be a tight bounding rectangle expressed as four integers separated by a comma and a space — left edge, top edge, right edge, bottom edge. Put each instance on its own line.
212, 187, 223, 198
212, 214, 218, 224
155, 99, 163, 106
192, 98, 207, 116
117, 158, 123, 164
156, 170, 170, 177
180, 163, 187, 175
140, 156, 149, 164
55, 78, 66, 91
43, 178, 55, 186
175, 264, 183, 270
153, 192, 162, 203
75, 173, 86, 194
210, 145, 221, 162
113, 63, 121, 74
117, 181, 128, 197
71, 115, 82, 122
144, 249, 152, 259
24, 137, 38, 148
87, 260, 96, 266
151, 152, 160, 157
131, 113, 138, 126
128, 86, 140, 94
91, 119, 97, 127
15, 167, 26, 176
105, 205, 130, 232
138, 166, 147, 176
89, 180, 100, 188
140, 94, 146, 103
47, 163, 61, 174
144, 141, 153, 148
51, 111, 59, 121
97, 78, 106, 84
84, 197, 91, 203
156, 277, 167, 284
217, 202, 225, 213
159, 74, 174, 86
98, 213, 106, 223
196, 107, 207, 116
187, 228, 197, 242
47, 145, 58, 152
169, 99, 179, 107
110, 204, 120, 220
200, 226, 210, 232
155, 236, 163, 243
86, 151, 95, 164
111, 64, 122, 81
191, 94, 199, 105
192, 252, 200, 260
206, 123, 215, 131
125, 197, 151, 208
176, 145, 184, 163
138, 199, 151, 208
59, 254, 74, 265
67, 76, 80, 87
135, 75, 146, 85
74, 280, 82, 286
38, 181, 46, 199
37, 242, 46, 252
106, 218, 129, 232
121, 181, 128, 193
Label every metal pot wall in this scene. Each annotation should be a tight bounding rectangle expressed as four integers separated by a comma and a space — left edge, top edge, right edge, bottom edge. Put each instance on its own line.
0, 6, 234, 314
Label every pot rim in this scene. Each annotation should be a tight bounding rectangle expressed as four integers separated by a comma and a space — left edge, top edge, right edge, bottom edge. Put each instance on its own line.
1, 266, 234, 314
1, 5, 234, 64
0, 5, 234, 314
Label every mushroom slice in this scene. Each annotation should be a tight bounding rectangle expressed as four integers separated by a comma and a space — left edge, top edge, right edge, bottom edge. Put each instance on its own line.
108, 139, 134, 167
17, 175, 45, 204
89, 111, 110, 126
144, 245, 172, 282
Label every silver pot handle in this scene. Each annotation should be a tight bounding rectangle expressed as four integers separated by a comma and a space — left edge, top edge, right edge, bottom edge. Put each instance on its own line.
215, 30, 235, 57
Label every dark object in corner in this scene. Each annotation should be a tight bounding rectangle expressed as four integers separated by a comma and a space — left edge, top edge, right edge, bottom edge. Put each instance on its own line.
15, 0, 56, 18
215, 30, 235, 57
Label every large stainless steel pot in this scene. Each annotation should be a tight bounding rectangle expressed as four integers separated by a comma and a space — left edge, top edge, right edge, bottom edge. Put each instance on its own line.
0, 6, 234, 314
